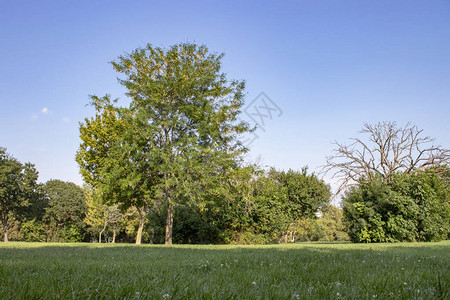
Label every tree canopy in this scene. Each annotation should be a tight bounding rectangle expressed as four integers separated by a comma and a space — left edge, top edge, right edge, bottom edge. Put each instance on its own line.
0, 147, 39, 242
44, 180, 87, 242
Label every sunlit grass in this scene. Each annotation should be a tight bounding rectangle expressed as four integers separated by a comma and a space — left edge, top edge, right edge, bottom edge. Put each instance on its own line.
0, 241, 448, 299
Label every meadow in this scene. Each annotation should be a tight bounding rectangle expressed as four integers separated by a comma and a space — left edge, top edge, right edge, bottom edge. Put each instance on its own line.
0, 241, 448, 299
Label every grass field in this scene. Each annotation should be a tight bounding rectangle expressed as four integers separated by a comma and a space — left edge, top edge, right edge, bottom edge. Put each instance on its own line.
0, 241, 448, 299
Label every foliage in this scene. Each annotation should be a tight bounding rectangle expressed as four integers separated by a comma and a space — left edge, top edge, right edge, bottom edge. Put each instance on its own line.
133, 167, 331, 245
148, 203, 221, 244
0, 216, 22, 241
77, 42, 250, 245
318, 205, 350, 241
0, 147, 39, 242
44, 180, 87, 242
20, 219, 46, 242
343, 170, 450, 242
84, 185, 136, 243
76, 95, 125, 187
212, 167, 331, 244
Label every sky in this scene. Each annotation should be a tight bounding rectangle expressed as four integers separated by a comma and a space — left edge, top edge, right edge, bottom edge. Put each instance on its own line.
1, 1, 449, 196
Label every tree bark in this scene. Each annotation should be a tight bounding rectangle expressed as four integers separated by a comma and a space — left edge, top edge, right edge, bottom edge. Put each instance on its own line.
1, 217, 9, 242
112, 229, 116, 243
3, 228, 8, 243
165, 202, 174, 245
136, 208, 147, 245
99, 219, 107, 243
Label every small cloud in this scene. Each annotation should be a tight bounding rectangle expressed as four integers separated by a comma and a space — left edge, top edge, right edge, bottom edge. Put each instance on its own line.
34, 147, 46, 153
31, 113, 39, 120
62, 117, 71, 123
41, 107, 49, 114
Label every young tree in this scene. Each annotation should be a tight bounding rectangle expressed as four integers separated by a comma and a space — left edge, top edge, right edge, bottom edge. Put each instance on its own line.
323, 122, 449, 194
0, 148, 39, 242
78, 43, 250, 245
84, 187, 108, 242
84, 185, 134, 243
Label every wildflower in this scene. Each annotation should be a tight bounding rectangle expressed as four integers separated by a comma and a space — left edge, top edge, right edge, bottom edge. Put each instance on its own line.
293, 294, 300, 299
251, 281, 257, 286
162, 293, 170, 299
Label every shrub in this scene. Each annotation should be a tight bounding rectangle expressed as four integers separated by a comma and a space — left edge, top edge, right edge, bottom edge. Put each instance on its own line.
21, 219, 46, 242
343, 170, 449, 242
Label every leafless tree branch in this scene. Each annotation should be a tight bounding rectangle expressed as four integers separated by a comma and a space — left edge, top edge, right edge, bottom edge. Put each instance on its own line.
322, 121, 449, 195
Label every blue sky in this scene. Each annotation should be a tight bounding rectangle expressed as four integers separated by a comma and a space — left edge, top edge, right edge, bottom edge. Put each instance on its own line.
1, 1, 449, 193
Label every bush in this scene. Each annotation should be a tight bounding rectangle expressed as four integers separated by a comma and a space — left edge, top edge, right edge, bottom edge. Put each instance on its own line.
21, 219, 46, 242
59, 225, 84, 243
343, 170, 449, 243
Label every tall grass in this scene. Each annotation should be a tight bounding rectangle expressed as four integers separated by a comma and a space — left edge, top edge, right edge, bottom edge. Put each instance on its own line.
0, 241, 448, 299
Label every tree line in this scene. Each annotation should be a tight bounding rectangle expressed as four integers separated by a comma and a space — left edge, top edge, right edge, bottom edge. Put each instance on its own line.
0, 148, 344, 243
2, 42, 448, 244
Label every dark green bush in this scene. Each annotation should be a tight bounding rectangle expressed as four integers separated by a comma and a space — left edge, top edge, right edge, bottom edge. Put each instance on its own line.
343, 170, 449, 242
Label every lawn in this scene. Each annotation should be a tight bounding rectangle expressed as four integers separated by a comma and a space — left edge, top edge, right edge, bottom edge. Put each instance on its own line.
0, 241, 448, 299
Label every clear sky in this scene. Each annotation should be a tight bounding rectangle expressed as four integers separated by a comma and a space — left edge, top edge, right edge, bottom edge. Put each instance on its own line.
1, 1, 449, 194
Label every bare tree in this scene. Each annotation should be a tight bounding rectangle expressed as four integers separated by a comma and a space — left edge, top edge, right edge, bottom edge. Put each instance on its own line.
323, 122, 449, 194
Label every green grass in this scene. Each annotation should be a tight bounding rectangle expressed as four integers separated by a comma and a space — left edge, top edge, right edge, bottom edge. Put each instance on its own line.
0, 241, 449, 299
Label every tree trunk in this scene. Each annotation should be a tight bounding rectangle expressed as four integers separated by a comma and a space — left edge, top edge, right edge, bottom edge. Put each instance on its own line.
112, 229, 116, 243
1, 218, 8, 242
165, 202, 174, 245
99, 220, 107, 243
136, 208, 146, 245
3, 229, 8, 243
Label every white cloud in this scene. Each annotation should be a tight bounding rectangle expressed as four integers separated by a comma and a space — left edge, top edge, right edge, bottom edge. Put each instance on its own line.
34, 147, 46, 153
31, 113, 39, 120
41, 107, 49, 114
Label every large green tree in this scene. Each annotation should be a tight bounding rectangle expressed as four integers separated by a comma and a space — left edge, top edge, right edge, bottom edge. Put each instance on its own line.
44, 180, 87, 242
252, 168, 330, 243
77, 43, 250, 245
0, 147, 39, 242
